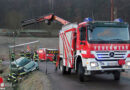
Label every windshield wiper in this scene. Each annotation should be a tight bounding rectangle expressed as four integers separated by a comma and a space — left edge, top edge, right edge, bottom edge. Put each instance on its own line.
91, 39, 106, 41
109, 39, 124, 41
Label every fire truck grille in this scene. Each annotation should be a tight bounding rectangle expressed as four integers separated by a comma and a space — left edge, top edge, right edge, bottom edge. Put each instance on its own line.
95, 51, 127, 60
101, 66, 122, 68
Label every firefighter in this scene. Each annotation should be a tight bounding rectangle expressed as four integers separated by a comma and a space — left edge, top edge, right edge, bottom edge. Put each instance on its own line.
33, 51, 39, 61
7, 73, 18, 84
20, 50, 25, 57
0, 59, 2, 64
53, 53, 57, 63
11, 53, 15, 61
18, 70, 26, 76
30, 50, 34, 60
25, 51, 31, 59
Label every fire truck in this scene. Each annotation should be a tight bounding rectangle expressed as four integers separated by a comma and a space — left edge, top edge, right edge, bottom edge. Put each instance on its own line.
0, 77, 5, 89
37, 48, 58, 62
22, 14, 130, 82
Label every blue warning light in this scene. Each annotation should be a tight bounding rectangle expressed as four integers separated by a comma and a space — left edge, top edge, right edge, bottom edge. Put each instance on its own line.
98, 56, 102, 58
84, 17, 93, 22
114, 18, 123, 22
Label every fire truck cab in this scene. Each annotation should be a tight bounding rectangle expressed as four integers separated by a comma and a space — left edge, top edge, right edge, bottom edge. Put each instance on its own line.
59, 18, 130, 82
37, 48, 46, 61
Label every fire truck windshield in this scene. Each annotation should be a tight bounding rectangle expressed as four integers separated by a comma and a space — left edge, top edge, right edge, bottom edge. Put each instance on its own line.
88, 27, 130, 43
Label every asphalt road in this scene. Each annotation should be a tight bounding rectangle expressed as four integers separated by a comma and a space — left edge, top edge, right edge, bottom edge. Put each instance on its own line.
39, 62, 130, 90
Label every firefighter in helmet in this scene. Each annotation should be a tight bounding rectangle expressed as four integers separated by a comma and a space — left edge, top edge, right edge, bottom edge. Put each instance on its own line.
33, 51, 39, 61
11, 53, 15, 61
7, 73, 18, 84
25, 51, 31, 59
20, 50, 25, 57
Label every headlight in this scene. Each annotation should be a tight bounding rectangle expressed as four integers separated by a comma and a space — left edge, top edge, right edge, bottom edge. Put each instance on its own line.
81, 50, 87, 54
90, 62, 98, 67
126, 61, 130, 66
18, 67, 23, 70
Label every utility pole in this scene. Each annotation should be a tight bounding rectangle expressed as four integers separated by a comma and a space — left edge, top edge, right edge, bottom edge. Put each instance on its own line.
49, 0, 54, 12
110, 0, 114, 21
9, 32, 16, 73
13, 32, 16, 61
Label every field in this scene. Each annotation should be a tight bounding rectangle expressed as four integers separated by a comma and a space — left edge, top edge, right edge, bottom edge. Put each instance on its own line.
0, 36, 58, 60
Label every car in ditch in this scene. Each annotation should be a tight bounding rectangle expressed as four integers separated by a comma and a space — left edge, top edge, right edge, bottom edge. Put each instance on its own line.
11, 57, 39, 75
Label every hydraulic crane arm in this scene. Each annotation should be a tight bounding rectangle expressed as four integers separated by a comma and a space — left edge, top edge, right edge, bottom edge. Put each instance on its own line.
21, 14, 70, 27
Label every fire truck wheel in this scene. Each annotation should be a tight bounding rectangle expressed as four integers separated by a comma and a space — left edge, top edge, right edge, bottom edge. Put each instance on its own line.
60, 60, 66, 74
78, 62, 85, 82
67, 68, 71, 74
113, 71, 120, 80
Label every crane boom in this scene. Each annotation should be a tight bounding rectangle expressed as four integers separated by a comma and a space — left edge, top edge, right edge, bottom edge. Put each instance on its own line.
21, 14, 70, 27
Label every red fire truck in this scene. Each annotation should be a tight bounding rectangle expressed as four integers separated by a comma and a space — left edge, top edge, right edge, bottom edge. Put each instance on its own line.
37, 48, 46, 61
0, 77, 5, 89
37, 48, 58, 62
22, 14, 130, 82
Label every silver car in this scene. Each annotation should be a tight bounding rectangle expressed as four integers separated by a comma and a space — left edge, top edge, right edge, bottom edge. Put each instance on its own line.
11, 57, 39, 75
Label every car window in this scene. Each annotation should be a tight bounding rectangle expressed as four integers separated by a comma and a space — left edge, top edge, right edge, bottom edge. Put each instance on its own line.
19, 59, 31, 66
24, 61, 35, 70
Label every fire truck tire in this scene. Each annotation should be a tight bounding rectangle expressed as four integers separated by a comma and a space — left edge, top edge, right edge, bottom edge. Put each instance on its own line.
113, 71, 120, 80
60, 60, 66, 74
78, 62, 85, 82
68, 68, 71, 74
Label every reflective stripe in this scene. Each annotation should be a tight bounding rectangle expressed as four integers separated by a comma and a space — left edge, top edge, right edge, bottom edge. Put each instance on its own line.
19, 72, 26, 75
12, 76, 16, 79
7, 78, 10, 80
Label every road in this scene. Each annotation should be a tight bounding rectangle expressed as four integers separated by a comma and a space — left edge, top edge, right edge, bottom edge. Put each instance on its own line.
39, 62, 130, 90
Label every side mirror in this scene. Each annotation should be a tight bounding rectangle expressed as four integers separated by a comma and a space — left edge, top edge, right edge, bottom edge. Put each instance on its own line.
80, 41, 86, 45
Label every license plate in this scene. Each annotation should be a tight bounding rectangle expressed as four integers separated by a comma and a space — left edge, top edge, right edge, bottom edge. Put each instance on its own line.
107, 62, 118, 66
100, 61, 119, 66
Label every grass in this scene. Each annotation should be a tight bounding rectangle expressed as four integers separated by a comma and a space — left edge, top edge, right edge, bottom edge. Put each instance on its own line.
17, 71, 51, 90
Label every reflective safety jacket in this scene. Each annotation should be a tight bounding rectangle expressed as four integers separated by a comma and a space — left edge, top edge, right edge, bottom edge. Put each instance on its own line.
25, 52, 31, 59
33, 52, 38, 60
20, 52, 25, 57
7, 73, 17, 82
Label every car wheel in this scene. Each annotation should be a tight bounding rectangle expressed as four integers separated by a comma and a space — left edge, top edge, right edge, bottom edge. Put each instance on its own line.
67, 68, 71, 74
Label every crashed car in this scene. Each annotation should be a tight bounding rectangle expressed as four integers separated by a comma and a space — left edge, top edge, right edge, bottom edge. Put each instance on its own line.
11, 57, 39, 75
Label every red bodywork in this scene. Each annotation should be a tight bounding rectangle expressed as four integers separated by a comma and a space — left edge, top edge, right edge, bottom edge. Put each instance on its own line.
76, 22, 130, 59
0, 77, 3, 84
37, 48, 55, 61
